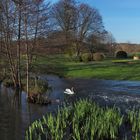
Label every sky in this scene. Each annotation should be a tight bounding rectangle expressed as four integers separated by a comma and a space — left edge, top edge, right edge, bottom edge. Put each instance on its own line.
50, 0, 140, 44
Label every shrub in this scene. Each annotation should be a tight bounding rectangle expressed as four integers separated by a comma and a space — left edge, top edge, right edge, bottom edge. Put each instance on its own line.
81, 53, 92, 62
3, 78, 14, 88
93, 53, 105, 61
127, 53, 134, 58
116, 51, 127, 59
29, 79, 49, 95
134, 53, 140, 57
73, 55, 83, 62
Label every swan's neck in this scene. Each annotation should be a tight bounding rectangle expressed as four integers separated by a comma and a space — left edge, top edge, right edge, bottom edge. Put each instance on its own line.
71, 87, 74, 92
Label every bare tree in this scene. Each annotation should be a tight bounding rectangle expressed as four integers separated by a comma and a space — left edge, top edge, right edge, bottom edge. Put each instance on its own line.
87, 30, 116, 58
87, 33, 104, 60
50, 0, 104, 58
21, 0, 50, 96
74, 3, 104, 58
0, 0, 19, 88
12, 0, 23, 88
0, 0, 50, 93
50, 0, 78, 51
103, 31, 116, 56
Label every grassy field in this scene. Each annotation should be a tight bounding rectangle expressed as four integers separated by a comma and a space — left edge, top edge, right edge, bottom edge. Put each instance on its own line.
33, 54, 140, 81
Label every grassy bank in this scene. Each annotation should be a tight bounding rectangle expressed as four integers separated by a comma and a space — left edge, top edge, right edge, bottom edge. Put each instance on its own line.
33, 55, 140, 81
25, 99, 140, 140
1, 54, 140, 81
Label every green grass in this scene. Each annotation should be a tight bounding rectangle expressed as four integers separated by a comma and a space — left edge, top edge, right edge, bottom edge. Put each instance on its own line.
33, 54, 140, 81
25, 99, 124, 140
1, 54, 139, 81
25, 99, 140, 140
127, 109, 140, 140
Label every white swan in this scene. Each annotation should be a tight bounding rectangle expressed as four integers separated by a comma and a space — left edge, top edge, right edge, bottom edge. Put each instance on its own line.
64, 87, 75, 95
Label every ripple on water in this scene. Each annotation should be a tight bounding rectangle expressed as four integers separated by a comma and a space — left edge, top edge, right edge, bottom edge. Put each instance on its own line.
1, 76, 140, 139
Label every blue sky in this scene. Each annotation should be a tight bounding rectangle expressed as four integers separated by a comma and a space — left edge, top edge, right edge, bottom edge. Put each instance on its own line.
50, 0, 140, 44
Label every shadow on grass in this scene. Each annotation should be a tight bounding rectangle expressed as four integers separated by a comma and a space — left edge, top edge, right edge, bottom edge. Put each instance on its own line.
32, 55, 140, 80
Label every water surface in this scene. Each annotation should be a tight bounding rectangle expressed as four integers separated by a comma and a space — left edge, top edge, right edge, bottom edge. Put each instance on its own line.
1, 75, 140, 140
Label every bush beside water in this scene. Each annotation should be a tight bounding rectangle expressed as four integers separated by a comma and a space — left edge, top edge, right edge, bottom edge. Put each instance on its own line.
2, 76, 51, 104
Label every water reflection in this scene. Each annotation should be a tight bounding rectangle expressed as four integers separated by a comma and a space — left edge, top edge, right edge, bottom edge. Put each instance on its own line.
1, 76, 140, 140
0, 75, 67, 140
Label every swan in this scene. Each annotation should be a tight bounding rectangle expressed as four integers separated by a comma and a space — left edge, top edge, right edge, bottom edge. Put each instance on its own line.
64, 87, 75, 95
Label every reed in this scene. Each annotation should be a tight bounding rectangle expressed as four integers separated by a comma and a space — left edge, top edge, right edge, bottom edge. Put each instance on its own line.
127, 109, 140, 140
26, 99, 140, 140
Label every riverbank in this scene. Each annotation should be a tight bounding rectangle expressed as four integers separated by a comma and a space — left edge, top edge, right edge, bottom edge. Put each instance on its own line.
25, 76, 140, 140
0, 75, 65, 140
33, 55, 140, 81
1, 75, 140, 139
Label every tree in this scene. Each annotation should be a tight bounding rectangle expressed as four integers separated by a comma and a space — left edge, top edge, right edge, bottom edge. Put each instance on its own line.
75, 3, 104, 58
0, 0, 50, 93
87, 30, 116, 58
50, 0, 78, 50
21, 0, 50, 96
86, 31, 105, 60
103, 31, 116, 56
12, 0, 23, 89
51, 0, 104, 58
0, 0, 20, 88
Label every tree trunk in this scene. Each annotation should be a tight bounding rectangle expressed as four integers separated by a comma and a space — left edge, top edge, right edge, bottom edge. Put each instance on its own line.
24, 9, 29, 96
16, 4, 22, 89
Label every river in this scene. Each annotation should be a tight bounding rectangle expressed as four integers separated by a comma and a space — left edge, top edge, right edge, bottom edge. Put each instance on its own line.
0, 75, 140, 140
